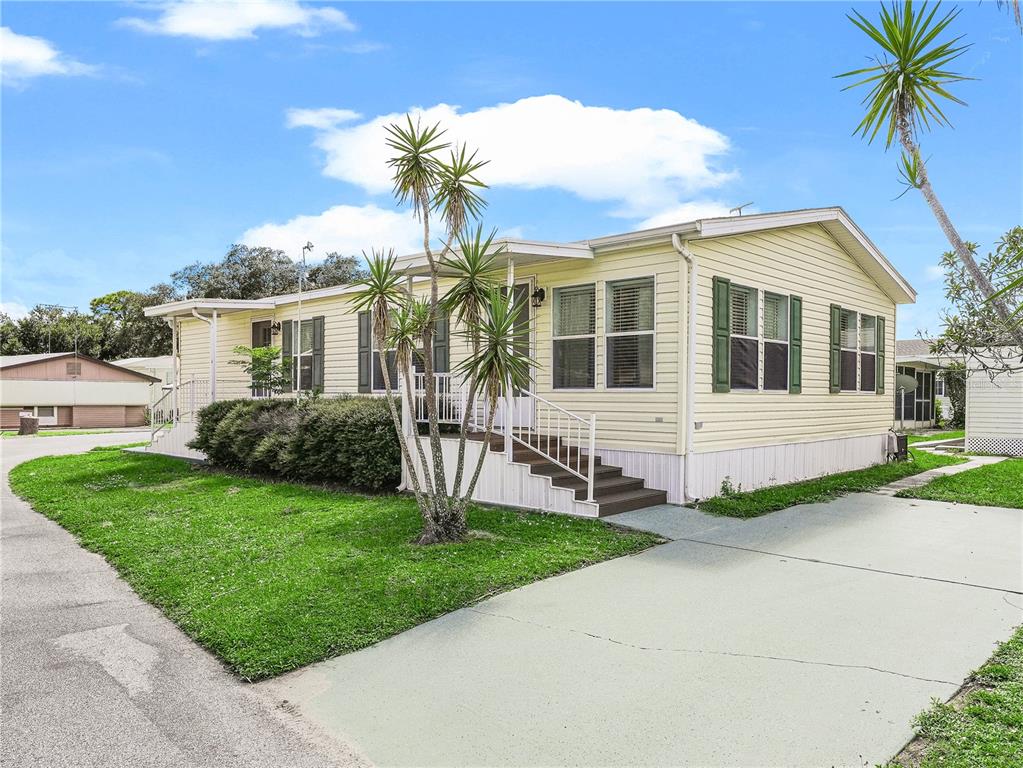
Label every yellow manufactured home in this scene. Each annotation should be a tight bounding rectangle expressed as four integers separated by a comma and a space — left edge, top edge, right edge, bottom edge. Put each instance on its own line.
146, 207, 915, 513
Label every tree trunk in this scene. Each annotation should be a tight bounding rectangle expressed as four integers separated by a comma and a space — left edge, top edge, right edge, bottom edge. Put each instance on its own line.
899, 124, 1023, 348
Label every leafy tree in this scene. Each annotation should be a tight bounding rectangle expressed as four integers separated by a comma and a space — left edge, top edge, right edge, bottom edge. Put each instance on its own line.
943, 361, 967, 428
932, 227, 1023, 373
351, 117, 529, 544
230, 345, 288, 395
171, 245, 300, 299
307, 252, 366, 289
0, 306, 102, 357
90, 287, 175, 358
839, 1, 1023, 348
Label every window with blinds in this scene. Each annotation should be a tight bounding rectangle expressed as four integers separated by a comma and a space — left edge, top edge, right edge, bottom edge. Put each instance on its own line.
730, 285, 758, 337
859, 314, 876, 391
553, 284, 595, 389
606, 277, 654, 388
729, 284, 758, 389
763, 292, 788, 390
839, 308, 858, 391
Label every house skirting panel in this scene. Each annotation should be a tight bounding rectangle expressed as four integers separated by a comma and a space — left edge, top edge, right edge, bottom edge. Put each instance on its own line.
685, 433, 889, 501
591, 447, 684, 505
966, 435, 1023, 457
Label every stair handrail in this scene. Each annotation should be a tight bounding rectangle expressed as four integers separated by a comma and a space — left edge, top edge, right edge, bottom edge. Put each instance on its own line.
513, 388, 598, 503
150, 385, 176, 444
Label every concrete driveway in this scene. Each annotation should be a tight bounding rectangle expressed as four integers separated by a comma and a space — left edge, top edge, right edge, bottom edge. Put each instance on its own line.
1, 433, 364, 768
262, 492, 1022, 767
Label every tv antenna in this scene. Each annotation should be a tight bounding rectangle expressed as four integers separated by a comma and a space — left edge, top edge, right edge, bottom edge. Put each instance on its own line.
729, 202, 754, 216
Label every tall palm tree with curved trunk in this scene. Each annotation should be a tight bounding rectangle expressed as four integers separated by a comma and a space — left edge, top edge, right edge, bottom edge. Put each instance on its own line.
839, 0, 1023, 347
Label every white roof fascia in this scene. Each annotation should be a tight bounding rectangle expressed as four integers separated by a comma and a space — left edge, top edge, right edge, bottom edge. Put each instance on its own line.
144, 298, 275, 318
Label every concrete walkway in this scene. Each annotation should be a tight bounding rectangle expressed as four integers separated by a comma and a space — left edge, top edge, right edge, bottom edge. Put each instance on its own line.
874, 450, 1006, 496
263, 492, 1022, 767
1, 433, 366, 768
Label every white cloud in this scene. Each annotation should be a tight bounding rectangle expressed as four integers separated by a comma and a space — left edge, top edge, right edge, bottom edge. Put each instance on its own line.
286, 95, 735, 222
1, 27, 96, 85
925, 264, 946, 282
240, 204, 423, 259
1, 301, 30, 320
636, 201, 739, 229
117, 0, 355, 41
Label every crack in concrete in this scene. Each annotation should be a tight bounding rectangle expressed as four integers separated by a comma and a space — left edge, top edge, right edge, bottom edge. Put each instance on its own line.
670, 537, 1023, 596
468, 607, 960, 686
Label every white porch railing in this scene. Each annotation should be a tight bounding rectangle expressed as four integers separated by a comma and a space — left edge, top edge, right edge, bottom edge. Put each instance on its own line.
409, 373, 598, 502
149, 386, 176, 443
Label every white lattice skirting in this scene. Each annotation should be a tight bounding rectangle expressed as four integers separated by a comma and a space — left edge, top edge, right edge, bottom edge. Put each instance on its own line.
966, 436, 1023, 457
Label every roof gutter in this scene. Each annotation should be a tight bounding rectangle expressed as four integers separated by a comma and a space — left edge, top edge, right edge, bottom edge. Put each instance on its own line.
672, 232, 698, 504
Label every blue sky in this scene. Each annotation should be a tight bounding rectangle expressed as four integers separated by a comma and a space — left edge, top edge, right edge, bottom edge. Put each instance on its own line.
2, 1, 1020, 337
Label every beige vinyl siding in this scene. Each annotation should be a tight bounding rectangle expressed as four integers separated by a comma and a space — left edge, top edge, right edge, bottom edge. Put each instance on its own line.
691, 223, 896, 453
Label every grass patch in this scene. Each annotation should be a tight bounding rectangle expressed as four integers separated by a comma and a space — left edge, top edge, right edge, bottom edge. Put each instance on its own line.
1, 428, 138, 438
897, 459, 1023, 509
887, 624, 1023, 768
9, 450, 659, 680
908, 430, 965, 444
695, 449, 965, 518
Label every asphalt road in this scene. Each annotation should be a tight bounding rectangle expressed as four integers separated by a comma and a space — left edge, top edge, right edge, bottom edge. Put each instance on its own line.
1, 432, 366, 768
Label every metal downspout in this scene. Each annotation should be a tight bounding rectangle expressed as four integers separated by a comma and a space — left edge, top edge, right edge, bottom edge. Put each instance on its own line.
672, 233, 698, 503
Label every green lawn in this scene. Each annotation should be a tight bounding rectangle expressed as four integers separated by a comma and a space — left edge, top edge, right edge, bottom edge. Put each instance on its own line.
888, 624, 1023, 768
695, 448, 965, 518
9, 449, 659, 680
897, 458, 1023, 509
907, 430, 965, 444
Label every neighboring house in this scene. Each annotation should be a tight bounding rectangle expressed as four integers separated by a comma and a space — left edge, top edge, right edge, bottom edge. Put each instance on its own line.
111, 355, 175, 387
145, 207, 915, 514
0, 352, 161, 429
894, 338, 951, 428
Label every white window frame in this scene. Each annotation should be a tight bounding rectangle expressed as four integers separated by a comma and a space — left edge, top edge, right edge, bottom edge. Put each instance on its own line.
604, 275, 656, 391
935, 374, 945, 397
839, 308, 859, 392
290, 318, 316, 392
762, 290, 790, 392
859, 314, 877, 393
551, 283, 596, 390
728, 283, 760, 391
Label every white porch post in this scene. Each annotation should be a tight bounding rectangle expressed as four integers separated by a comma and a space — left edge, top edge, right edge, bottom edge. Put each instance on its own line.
209, 310, 218, 402
504, 256, 515, 461
168, 317, 179, 422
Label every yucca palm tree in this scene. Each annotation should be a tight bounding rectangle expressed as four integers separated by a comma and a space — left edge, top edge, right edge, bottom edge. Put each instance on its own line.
441, 226, 504, 496
350, 251, 434, 524
450, 288, 534, 526
839, 0, 1023, 347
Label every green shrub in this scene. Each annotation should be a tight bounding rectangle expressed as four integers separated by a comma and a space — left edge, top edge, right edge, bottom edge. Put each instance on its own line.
190, 396, 400, 492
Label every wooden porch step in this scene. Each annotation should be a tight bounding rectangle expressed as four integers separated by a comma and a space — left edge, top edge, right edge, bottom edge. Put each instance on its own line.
552, 473, 647, 501
593, 488, 669, 517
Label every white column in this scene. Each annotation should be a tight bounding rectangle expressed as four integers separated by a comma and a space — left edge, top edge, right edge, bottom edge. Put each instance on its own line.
171, 318, 179, 421
210, 310, 218, 402
504, 257, 515, 460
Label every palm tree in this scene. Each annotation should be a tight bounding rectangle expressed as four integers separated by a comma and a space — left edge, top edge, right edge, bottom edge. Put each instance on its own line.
839, 0, 1023, 347
440, 226, 505, 496
451, 287, 533, 527
350, 251, 437, 534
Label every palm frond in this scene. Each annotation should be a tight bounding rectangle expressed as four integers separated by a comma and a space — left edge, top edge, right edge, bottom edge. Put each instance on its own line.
433, 143, 489, 237
385, 116, 448, 220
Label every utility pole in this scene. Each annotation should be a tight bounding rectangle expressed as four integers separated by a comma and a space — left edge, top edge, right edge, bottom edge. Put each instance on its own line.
295, 241, 313, 396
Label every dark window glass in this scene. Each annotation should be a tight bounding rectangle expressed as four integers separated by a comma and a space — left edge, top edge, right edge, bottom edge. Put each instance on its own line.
841, 350, 857, 391
730, 337, 758, 390
607, 335, 653, 388
861, 354, 876, 392
554, 338, 595, 389
372, 351, 398, 391
764, 341, 788, 390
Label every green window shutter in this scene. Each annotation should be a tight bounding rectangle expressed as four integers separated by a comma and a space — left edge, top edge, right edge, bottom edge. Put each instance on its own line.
876, 315, 886, 394
789, 295, 802, 394
280, 320, 294, 393
712, 276, 731, 393
829, 304, 842, 393
312, 315, 325, 391
433, 313, 449, 373
357, 312, 371, 393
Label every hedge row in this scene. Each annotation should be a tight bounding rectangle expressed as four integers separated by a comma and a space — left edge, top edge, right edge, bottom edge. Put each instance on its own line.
189, 396, 401, 492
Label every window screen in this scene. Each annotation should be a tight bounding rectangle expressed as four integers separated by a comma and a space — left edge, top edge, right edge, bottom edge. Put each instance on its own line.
606, 278, 654, 388
553, 285, 595, 389
840, 308, 858, 350
730, 337, 758, 390
859, 315, 876, 352
860, 353, 876, 392
65, 361, 81, 376
763, 293, 788, 341
731, 285, 758, 337
841, 350, 858, 391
